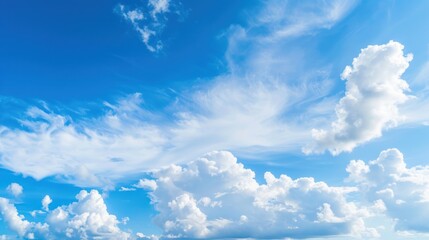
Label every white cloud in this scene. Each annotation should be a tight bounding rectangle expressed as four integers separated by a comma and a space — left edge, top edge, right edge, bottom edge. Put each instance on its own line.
135, 179, 157, 191
136, 232, 160, 240
118, 0, 174, 52
0, 81, 315, 187
255, 0, 357, 40
46, 190, 130, 239
119, 187, 136, 192
0, 198, 31, 237
148, 0, 170, 18
307, 41, 413, 155
0, 198, 49, 239
6, 183, 23, 197
42, 195, 52, 211
346, 148, 429, 233
145, 151, 378, 239
0, 190, 130, 239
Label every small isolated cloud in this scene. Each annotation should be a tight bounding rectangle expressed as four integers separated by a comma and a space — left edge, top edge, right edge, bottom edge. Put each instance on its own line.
119, 187, 136, 192
145, 151, 378, 239
136, 232, 160, 240
118, 0, 177, 52
41, 195, 52, 211
6, 183, 23, 197
347, 148, 429, 233
307, 41, 413, 155
0, 190, 130, 239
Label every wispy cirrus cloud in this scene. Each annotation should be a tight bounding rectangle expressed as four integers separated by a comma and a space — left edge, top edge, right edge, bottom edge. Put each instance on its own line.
253, 0, 358, 40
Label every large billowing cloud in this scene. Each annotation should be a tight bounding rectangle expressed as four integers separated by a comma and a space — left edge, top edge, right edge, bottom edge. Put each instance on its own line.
307, 41, 413, 155
0, 190, 129, 239
143, 151, 379, 239
347, 148, 429, 233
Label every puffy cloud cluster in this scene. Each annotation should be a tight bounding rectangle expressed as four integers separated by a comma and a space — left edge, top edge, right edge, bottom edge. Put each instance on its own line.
0, 197, 37, 238
118, 0, 174, 52
308, 41, 413, 155
0, 190, 129, 239
347, 148, 429, 233
144, 151, 378, 239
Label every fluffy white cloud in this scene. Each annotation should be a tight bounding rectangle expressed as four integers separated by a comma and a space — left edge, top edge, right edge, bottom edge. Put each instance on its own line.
0, 190, 129, 239
145, 151, 378, 239
135, 179, 157, 191
42, 195, 52, 211
0, 198, 31, 237
0, 197, 49, 239
308, 41, 413, 155
347, 148, 429, 233
6, 183, 23, 197
46, 190, 130, 239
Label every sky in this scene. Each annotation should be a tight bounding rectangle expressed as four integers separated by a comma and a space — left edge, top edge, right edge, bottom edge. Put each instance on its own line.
1, 0, 429, 239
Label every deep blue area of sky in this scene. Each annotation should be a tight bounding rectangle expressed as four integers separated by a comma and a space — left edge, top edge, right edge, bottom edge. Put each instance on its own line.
0, 0, 257, 102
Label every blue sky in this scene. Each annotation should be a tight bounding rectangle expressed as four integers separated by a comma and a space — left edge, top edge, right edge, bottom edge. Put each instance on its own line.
1, 0, 429, 239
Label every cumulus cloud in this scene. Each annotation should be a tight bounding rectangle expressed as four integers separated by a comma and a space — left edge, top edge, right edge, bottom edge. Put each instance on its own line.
118, 0, 175, 52
6, 183, 23, 197
144, 151, 378, 239
0, 198, 32, 237
307, 41, 413, 155
347, 148, 429, 233
0, 197, 48, 239
46, 190, 129, 239
0, 190, 129, 239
